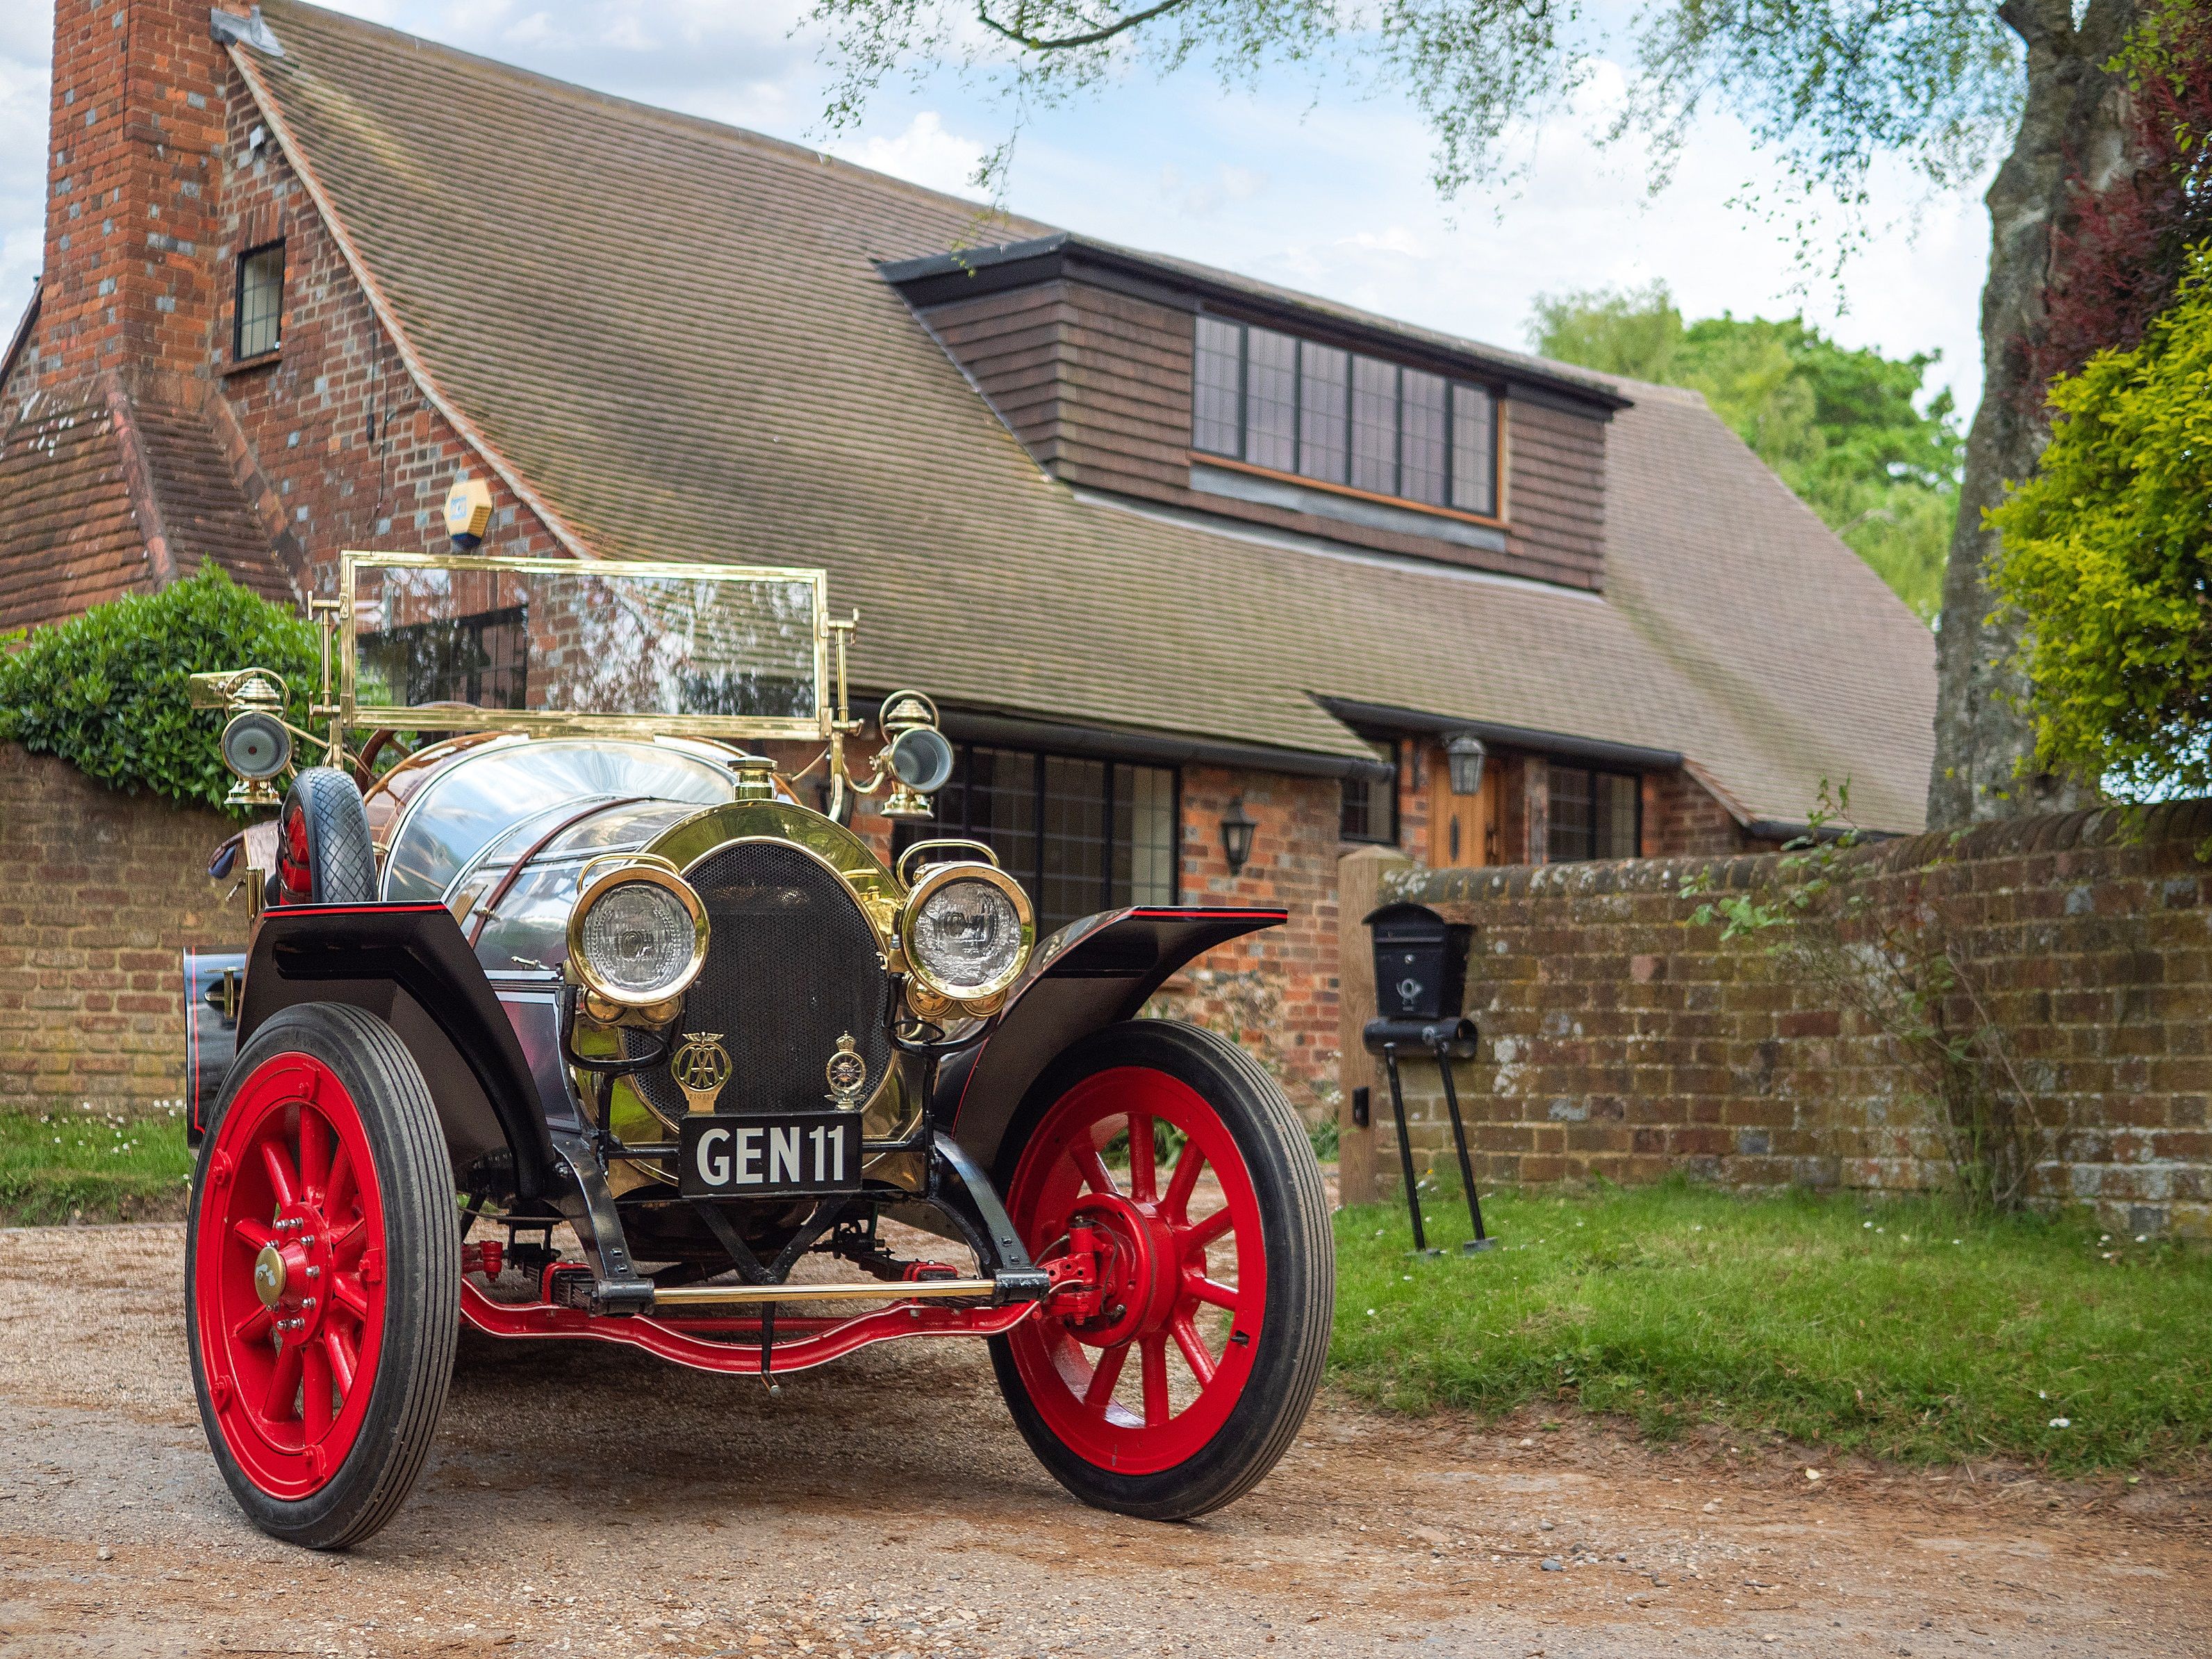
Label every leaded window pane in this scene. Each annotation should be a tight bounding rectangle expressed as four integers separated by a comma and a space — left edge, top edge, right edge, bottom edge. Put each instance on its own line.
1245, 327, 1298, 472
1401, 369, 1448, 505
236, 243, 284, 359
1451, 383, 1496, 515
1113, 763, 1178, 906
1042, 756, 1109, 927
1297, 342, 1349, 484
1340, 739, 1398, 843
1350, 356, 1398, 496
1546, 766, 1593, 862
966, 748, 1039, 884
1193, 316, 1242, 457
1546, 766, 1640, 863
1598, 772, 1640, 859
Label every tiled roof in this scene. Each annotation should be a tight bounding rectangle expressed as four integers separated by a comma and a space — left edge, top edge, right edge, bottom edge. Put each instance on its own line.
0, 393, 145, 629
0, 378, 294, 631
238, 0, 1935, 831
121, 393, 297, 606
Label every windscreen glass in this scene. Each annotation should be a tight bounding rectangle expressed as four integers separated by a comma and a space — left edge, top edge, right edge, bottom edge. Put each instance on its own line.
347, 556, 823, 732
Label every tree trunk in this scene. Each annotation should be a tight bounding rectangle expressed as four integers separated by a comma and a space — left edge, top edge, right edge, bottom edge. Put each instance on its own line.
1927, 0, 2140, 827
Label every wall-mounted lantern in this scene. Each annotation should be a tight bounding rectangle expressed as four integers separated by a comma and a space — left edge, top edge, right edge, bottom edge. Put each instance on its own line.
1219, 797, 1257, 875
1445, 732, 1489, 795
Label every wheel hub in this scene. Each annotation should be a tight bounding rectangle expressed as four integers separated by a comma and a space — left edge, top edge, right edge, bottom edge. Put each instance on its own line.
253, 1245, 287, 1309
264, 1205, 333, 1339
1059, 1191, 1179, 1348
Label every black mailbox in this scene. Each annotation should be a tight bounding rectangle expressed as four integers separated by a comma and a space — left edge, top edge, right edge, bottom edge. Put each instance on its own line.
1360, 900, 1491, 1255
1366, 902, 1470, 1022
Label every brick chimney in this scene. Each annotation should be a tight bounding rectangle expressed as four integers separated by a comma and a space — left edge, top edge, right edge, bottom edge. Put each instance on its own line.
36, 0, 229, 396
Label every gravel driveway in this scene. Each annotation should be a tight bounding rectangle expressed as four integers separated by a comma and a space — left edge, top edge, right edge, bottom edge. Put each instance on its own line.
1, 1223, 2205, 1658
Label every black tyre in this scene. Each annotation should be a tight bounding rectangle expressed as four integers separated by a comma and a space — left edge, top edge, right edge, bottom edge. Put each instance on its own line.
270, 767, 377, 906
989, 1021, 1333, 1520
185, 1002, 460, 1549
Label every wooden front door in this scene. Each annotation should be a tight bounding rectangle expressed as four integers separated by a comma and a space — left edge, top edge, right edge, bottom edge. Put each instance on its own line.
1429, 751, 1500, 869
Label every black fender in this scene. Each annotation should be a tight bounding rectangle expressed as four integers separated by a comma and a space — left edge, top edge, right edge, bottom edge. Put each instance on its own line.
936, 905, 1287, 1174
227, 902, 560, 1200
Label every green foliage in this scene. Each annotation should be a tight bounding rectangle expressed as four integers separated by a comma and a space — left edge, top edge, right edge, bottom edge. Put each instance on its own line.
808, 4, 2022, 242
0, 1109, 192, 1225
1530, 281, 1961, 621
1525, 279, 1683, 380
1332, 1182, 2212, 1472
1987, 244, 2212, 803
0, 566, 317, 814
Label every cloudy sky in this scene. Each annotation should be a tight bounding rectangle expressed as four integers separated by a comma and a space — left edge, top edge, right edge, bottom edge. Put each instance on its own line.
0, 1, 2001, 414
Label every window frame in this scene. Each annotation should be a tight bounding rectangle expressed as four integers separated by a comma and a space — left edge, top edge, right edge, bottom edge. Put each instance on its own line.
1339, 738, 1401, 845
1545, 765, 1642, 864
892, 741, 1182, 927
233, 240, 286, 361
1191, 313, 1505, 527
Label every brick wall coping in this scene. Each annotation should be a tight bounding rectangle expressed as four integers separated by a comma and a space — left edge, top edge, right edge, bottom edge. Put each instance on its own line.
1385, 797, 2212, 905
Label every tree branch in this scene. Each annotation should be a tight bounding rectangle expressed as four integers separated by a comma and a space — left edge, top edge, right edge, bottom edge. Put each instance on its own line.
975, 0, 1194, 52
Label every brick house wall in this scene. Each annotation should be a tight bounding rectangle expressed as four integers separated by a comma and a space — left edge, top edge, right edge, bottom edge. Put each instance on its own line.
206, 95, 566, 575
1148, 766, 1344, 1113
4, 0, 561, 584
1643, 766, 1755, 857
0, 745, 245, 1111
1337, 801, 2212, 1238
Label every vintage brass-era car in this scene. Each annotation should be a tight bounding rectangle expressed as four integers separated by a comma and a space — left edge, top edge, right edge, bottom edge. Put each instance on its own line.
181, 549, 1332, 1549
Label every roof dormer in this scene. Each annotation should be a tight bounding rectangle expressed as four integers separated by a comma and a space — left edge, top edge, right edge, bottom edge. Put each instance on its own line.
882, 234, 1627, 591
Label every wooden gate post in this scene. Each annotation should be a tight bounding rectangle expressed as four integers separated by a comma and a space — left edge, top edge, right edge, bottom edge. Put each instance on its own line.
1337, 845, 1412, 1206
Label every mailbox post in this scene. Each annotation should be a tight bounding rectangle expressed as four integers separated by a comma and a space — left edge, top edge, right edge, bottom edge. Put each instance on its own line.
1362, 902, 1494, 1255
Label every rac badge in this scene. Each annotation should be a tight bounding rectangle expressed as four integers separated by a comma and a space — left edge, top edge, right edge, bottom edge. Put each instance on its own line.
670, 1031, 734, 1115
825, 1032, 868, 1109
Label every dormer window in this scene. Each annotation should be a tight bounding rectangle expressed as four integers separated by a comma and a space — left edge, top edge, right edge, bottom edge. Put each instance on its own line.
1194, 315, 1498, 518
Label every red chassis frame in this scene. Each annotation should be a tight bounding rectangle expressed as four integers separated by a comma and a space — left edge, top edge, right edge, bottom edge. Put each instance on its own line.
456, 1280, 1038, 1376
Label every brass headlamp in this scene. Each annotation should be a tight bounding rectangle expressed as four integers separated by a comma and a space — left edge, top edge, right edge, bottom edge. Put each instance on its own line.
874, 691, 955, 820
190, 668, 295, 809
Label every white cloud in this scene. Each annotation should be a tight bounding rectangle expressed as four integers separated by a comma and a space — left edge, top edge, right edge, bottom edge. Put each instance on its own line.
830, 113, 989, 201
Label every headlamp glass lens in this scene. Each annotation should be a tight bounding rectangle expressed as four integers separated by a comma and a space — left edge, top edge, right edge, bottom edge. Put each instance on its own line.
913, 878, 1021, 993
579, 880, 693, 998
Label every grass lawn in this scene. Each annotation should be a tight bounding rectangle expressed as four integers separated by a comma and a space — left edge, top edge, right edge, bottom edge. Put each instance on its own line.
0, 1109, 194, 1225
1331, 1180, 2212, 1474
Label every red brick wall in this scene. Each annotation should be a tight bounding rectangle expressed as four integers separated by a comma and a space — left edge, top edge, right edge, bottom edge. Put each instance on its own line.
207, 90, 566, 581
1642, 766, 1747, 857
33, 0, 229, 391
1146, 766, 1343, 1117
1341, 801, 2212, 1237
0, 746, 246, 1111
5, 8, 561, 591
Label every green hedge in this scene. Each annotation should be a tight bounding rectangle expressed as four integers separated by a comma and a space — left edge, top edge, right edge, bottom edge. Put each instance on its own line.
0, 566, 318, 814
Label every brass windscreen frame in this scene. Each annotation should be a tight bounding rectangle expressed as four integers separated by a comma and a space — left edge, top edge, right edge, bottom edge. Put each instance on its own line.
338, 552, 833, 741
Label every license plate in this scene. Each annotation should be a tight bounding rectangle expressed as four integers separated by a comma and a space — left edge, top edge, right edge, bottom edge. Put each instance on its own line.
678, 1114, 863, 1197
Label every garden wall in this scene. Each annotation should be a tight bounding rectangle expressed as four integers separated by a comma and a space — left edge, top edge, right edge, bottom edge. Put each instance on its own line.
0, 745, 245, 1111
1337, 802, 2212, 1238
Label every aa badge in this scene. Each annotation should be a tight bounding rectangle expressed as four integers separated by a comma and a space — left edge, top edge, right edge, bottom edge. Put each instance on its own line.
670, 1031, 733, 1115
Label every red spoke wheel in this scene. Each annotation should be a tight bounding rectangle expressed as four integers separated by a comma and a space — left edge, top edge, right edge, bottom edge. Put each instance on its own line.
187, 1002, 459, 1549
991, 1021, 1332, 1520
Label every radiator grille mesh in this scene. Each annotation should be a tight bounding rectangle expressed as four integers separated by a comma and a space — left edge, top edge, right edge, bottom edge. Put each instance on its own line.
627, 841, 891, 1119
